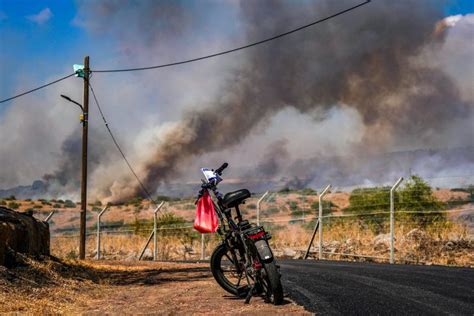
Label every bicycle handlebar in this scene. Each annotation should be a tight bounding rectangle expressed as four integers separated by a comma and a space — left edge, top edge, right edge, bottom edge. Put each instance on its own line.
214, 162, 228, 176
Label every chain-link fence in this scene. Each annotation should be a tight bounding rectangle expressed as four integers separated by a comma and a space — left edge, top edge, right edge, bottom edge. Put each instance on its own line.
40, 177, 473, 266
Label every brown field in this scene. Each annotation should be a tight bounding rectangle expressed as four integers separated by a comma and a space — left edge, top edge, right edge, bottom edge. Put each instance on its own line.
3, 188, 473, 266
0, 256, 308, 314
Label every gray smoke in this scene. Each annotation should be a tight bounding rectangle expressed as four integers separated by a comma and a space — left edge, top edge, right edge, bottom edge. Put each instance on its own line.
108, 0, 471, 201
2, 1, 472, 201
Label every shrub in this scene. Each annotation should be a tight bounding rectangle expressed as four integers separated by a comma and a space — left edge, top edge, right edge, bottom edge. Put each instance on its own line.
265, 206, 280, 214
0, 200, 5, 205
7, 201, 20, 209
247, 203, 257, 210
155, 195, 181, 202
57, 199, 64, 203
127, 197, 143, 206
34, 204, 43, 209
53, 203, 62, 208
310, 200, 334, 215
287, 201, 298, 211
300, 188, 318, 196
64, 200, 76, 208
397, 175, 445, 226
346, 175, 446, 231
278, 187, 291, 194
6, 195, 16, 201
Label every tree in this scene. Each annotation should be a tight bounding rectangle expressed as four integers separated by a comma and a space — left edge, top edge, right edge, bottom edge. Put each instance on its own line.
397, 175, 445, 225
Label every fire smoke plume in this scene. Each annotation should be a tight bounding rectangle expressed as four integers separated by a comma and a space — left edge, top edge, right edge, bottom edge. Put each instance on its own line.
105, 0, 471, 202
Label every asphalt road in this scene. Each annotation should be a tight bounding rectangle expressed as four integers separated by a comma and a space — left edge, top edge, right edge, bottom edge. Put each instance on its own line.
280, 260, 474, 315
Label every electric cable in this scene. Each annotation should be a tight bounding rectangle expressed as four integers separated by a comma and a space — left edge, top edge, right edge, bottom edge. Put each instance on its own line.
0, 1, 370, 103
92, 0, 370, 73
0, 73, 76, 104
88, 81, 158, 208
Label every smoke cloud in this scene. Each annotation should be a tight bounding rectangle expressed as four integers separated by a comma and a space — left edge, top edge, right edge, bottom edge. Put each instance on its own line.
1, 1, 473, 201
104, 0, 472, 201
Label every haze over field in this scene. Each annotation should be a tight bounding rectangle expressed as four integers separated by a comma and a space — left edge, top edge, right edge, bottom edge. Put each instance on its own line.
0, 1, 473, 200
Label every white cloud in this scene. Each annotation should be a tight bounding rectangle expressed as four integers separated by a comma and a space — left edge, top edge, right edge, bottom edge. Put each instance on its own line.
443, 14, 463, 27
26, 8, 53, 25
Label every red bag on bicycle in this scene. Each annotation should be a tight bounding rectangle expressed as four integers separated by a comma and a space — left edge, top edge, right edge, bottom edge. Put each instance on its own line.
194, 190, 218, 233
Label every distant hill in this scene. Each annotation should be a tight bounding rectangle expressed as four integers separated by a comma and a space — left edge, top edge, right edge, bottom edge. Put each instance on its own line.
0, 180, 47, 199
1, 146, 473, 199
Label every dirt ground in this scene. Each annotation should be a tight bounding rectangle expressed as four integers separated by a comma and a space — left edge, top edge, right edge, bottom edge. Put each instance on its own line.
0, 257, 309, 315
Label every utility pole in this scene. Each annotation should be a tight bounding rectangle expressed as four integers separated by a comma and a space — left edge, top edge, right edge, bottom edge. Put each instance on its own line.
79, 56, 90, 259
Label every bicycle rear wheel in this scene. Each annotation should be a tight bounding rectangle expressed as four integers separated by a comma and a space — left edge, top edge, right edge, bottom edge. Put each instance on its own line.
260, 261, 284, 305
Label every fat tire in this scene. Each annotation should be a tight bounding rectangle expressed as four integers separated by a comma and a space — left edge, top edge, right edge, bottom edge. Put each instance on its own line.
262, 261, 284, 305
210, 243, 242, 296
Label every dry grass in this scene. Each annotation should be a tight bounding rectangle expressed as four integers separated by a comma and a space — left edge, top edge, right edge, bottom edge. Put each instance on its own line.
0, 256, 308, 314
48, 215, 473, 267
6, 190, 471, 266
271, 217, 473, 266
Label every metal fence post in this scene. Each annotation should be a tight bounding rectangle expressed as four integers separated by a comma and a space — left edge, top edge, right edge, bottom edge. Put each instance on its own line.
153, 201, 165, 261
318, 185, 331, 260
201, 234, 205, 260
257, 191, 269, 226
390, 177, 403, 264
96, 206, 109, 260
44, 210, 56, 222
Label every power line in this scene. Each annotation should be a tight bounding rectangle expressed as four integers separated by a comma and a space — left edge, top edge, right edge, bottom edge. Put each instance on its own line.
92, 0, 371, 73
88, 81, 158, 207
0, 1, 369, 103
0, 73, 76, 104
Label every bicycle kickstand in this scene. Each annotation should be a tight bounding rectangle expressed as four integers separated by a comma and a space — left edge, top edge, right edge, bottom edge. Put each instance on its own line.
244, 284, 256, 304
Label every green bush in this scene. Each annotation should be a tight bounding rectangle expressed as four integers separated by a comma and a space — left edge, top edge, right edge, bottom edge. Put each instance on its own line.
0, 200, 6, 205
5, 195, 16, 201
266, 195, 276, 203
345, 175, 446, 231
300, 188, 318, 195
278, 187, 291, 194
397, 175, 445, 225
155, 195, 181, 202
53, 203, 62, 208
247, 203, 257, 210
287, 201, 298, 211
7, 201, 20, 209
310, 200, 334, 215
265, 206, 280, 215
64, 200, 76, 208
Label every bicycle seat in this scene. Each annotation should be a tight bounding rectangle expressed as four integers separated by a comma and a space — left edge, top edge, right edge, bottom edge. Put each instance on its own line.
222, 189, 251, 208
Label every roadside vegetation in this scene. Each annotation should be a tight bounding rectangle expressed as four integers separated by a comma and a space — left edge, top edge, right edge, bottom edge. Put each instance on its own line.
3, 176, 472, 266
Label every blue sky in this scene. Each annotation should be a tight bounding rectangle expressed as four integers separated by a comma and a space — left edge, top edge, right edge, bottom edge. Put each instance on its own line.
0, 0, 473, 107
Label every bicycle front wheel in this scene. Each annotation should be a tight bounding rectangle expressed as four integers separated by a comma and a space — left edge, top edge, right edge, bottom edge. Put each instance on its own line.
210, 243, 248, 297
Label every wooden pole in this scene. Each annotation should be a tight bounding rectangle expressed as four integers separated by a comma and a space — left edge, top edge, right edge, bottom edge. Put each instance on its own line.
79, 56, 90, 260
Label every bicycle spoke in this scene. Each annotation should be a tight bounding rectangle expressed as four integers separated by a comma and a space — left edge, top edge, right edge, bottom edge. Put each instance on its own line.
223, 253, 235, 265
236, 272, 243, 287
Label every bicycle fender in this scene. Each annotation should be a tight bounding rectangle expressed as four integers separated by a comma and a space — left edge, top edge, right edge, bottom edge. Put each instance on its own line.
255, 240, 273, 263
